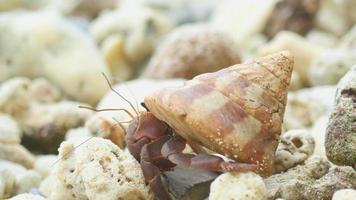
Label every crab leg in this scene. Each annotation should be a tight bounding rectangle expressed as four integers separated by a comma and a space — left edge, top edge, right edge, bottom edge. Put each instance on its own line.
161, 135, 258, 172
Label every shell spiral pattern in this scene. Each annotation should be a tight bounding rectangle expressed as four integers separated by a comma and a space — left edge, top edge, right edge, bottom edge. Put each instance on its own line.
144, 51, 294, 175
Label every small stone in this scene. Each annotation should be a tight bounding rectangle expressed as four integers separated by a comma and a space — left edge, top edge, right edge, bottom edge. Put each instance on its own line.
0, 144, 35, 168
45, 137, 153, 200
210, 172, 267, 200
0, 169, 15, 199
332, 189, 356, 200
303, 166, 356, 200
265, 156, 331, 199
8, 193, 47, 200
34, 155, 58, 178
14, 170, 42, 195
0, 114, 21, 144
143, 24, 241, 80
284, 86, 336, 130
275, 129, 315, 173
264, 0, 320, 38
325, 66, 356, 167
309, 49, 356, 86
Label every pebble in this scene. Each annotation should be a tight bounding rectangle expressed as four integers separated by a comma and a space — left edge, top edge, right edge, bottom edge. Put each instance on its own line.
332, 189, 356, 200
209, 172, 267, 200
0, 161, 42, 198
90, 4, 172, 80
143, 24, 241, 79
283, 86, 336, 130
325, 66, 356, 167
8, 193, 47, 200
0, 114, 21, 144
263, 0, 320, 38
0, 12, 111, 105
275, 129, 315, 173
309, 49, 356, 86
33, 155, 58, 178
0, 144, 35, 168
265, 156, 331, 199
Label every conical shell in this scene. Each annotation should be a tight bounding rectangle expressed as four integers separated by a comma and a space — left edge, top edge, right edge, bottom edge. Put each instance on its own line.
144, 51, 294, 175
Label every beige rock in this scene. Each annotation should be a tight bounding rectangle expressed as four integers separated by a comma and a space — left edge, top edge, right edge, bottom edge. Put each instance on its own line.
143, 24, 241, 79
258, 31, 323, 86
309, 49, 356, 86
34, 155, 58, 178
275, 129, 315, 173
90, 4, 172, 80
211, 0, 278, 48
209, 172, 267, 200
339, 25, 356, 49
332, 189, 356, 200
8, 193, 47, 200
51, 0, 118, 19
47, 137, 153, 200
316, 0, 353, 36
310, 116, 329, 158
306, 30, 338, 48
283, 86, 335, 130
0, 169, 15, 199
0, 144, 35, 168
0, 161, 42, 197
14, 170, 42, 195
265, 156, 331, 199
0, 114, 21, 144
39, 176, 74, 200
0, 11, 111, 105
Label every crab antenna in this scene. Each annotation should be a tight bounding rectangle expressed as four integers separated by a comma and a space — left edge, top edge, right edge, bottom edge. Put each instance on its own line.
102, 73, 139, 116
51, 136, 95, 167
122, 82, 140, 116
78, 105, 134, 119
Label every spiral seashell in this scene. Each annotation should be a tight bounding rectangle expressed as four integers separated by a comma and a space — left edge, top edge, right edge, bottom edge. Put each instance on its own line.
144, 51, 294, 175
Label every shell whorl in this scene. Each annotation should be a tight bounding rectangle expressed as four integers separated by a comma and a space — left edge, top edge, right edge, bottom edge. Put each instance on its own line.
144, 51, 294, 175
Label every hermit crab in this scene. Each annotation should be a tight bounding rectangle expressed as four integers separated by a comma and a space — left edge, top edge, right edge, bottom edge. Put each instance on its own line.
117, 51, 293, 200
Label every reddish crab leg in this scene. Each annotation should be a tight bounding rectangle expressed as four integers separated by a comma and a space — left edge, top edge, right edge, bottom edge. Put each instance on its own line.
162, 135, 258, 172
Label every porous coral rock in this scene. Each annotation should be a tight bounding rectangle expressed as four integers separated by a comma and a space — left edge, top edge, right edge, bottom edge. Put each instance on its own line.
264, 156, 331, 199
303, 166, 356, 200
0, 77, 93, 153
46, 137, 153, 200
275, 129, 315, 173
143, 24, 241, 79
325, 66, 356, 167
209, 172, 267, 200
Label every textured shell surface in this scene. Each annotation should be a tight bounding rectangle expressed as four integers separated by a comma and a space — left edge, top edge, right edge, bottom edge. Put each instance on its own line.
145, 51, 294, 175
